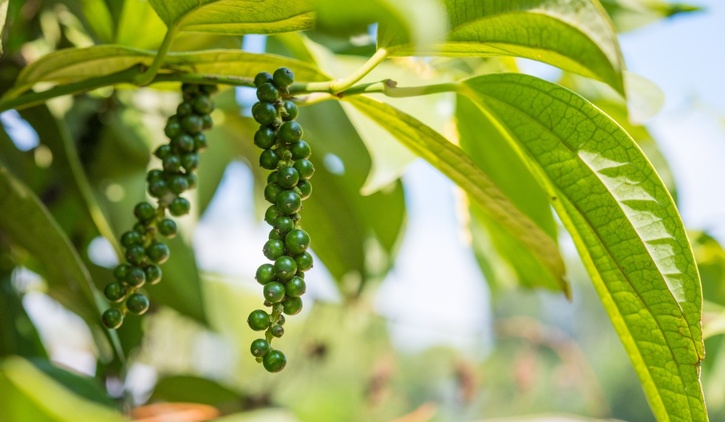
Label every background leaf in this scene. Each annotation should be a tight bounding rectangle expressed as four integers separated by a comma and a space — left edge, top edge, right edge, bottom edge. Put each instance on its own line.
147, 0, 314, 34
0, 0, 8, 55
382, 0, 625, 94
347, 95, 569, 296
462, 72, 705, 420
601, 0, 702, 33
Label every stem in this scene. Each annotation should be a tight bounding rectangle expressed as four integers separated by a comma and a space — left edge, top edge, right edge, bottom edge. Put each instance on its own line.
135, 24, 180, 86
290, 48, 389, 95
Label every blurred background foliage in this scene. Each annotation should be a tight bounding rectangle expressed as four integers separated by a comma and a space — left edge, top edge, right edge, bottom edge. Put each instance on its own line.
0, 0, 723, 421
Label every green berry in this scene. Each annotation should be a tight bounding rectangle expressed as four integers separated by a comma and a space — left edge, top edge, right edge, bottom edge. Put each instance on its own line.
250, 339, 271, 358
256, 263, 275, 285
297, 180, 312, 200
290, 141, 311, 160
259, 149, 280, 170
186, 173, 198, 190
177, 101, 193, 116
134, 202, 156, 223
276, 190, 301, 215
169, 197, 191, 216
252, 102, 278, 126
163, 154, 182, 172
254, 127, 277, 149
282, 296, 303, 315
247, 309, 270, 331
294, 159, 315, 180
192, 95, 214, 114
164, 119, 182, 138
254, 71, 273, 88
155, 144, 173, 160
169, 174, 190, 194
294, 252, 313, 272
282, 101, 298, 121
113, 263, 130, 281
274, 216, 295, 235
273, 68, 295, 88
126, 266, 146, 287
126, 293, 150, 315
181, 152, 199, 171
200, 84, 218, 95
120, 230, 143, 248
267, 171, 278, 184
285, 276, 306, 297
125, 245, 146, 265
276, 166, 299, 189
193, 132, 208, 151
181, 114, 203, 133
274, 256, 297, 281
263, 349, 287, 372
268, 229, 284, 241
263, 239, 285, 261
146, 242, 170, 264
145, 264, 163, 285
157, 218, 177, 237
278, 121, 302, 143
277, 314, 286, 326
264, 206, 282, 225
147, 169, 164, 183
256, 83, 279, 102
104, 282, 126, 303
102, 309, 123, 329
264, 182, 283, 203
285, 229, 310, 255
201, 114, 213, 130
172, 133, 195, 152
148, 179, 169, 198
182, 83, 200, 98
270, 324, 284, 338
263, 281, 286, 303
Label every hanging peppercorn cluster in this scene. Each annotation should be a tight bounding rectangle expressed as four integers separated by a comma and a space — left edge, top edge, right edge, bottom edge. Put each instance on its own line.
247, 68, 314, 373
101, 83, 217, 330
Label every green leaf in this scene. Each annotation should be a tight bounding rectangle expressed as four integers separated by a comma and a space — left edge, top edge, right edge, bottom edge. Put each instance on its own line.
151, 375, 242, 408
76, 0, 114, 43
462, 73, 705, 420
601, 0, 703, 33
9, 45, 329, 97
382, 0, 625, 95
0, 0, 8, 55
147, 0, 314, 34
115, 0, 166, 49
0, 164, 100, 324
0, 356, 125, 422
0, 276, 48, 358
347, 95, 568, 297
456, 95, 566, 294
310, 0, 446, 52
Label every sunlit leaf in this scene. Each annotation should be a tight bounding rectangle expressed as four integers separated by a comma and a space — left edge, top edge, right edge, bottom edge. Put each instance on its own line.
8, 46, 329, 98
382, 0, 625, 94
601, 0, 702, 33
0, 356, 125, 422
147, 0, 314, 34
347, 95, 567, 296
151, 375, 242, 408
74, 0, 114, 43
457, 95, 566, 294
462, 72, 705, 420
115, 0, 166, 49
310, 0, 446, 52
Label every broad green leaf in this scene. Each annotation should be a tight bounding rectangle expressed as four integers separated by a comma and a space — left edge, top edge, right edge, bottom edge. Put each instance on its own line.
0, 164, 100, 324
457, 95, 566, 294
115, 0, 166, 49
9, 46, 329, 97
0, 275, 48, 358
310, 0, 446, 52
0, 0, 8, 55
691, 231, 725, 308
151, 375, 242, 408
462, 73, 705, 420
0, 356, 125, 422
347, 95, 567, 297
147, 0, 314, 35
28, 359, 116, 408
601, 0, 702, 33
382, 0, 625, 95
76, 0, 114, 43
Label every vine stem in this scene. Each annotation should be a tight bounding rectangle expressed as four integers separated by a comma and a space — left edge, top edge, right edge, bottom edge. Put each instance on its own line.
292, 48, 389, 95
134, 24, 180, 86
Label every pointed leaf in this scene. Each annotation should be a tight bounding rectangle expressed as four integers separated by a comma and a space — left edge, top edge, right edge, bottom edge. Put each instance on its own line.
8, 46, 329, 98
147, 0, 314, 34
347, 95, 568, 296
601, 0, 702, 33
383, 0, 625, 94
457, 95, 566, 293
462, 73, 705, 420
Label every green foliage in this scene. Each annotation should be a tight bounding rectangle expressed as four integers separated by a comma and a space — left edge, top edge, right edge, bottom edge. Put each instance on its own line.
0, 0, 715, 420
